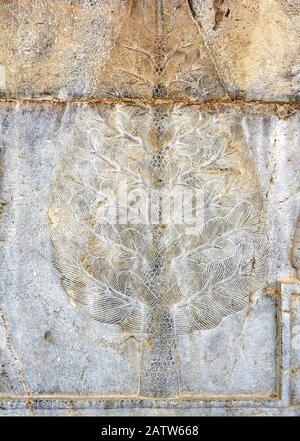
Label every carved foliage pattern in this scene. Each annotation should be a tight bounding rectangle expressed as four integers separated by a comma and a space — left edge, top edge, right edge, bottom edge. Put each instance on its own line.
49, 0, 269, 397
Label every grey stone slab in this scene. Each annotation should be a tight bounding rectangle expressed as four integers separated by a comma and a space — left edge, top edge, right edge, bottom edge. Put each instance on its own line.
0, 0, 299, 416
0, 102, 298, 411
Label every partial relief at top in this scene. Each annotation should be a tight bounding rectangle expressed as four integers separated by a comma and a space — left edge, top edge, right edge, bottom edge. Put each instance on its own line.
98, 0, 226, 100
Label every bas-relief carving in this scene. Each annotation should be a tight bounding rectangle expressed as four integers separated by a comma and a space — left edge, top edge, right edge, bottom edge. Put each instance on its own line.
0, 0, 299, 414
97, 0, 226, 99
49, 0, 268, 398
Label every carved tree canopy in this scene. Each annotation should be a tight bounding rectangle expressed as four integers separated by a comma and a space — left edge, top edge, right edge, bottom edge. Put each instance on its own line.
50, 105, 268, 333
49, 0, 269, 397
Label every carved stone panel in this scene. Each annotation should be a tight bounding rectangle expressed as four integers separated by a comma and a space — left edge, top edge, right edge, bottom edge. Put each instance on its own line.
0, 0, 299, 415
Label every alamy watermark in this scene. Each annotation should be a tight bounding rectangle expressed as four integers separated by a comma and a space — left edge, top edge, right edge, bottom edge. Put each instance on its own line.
96, 182, 205, 231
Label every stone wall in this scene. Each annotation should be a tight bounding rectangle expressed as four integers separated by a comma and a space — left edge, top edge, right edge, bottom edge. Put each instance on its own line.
0, 0, 299, 416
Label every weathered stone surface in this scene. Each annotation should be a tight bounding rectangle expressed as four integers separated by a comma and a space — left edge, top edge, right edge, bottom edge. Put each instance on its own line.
292, 289, 300, 405
0, 0, 126, 98
0, 0, 299, 416
189, 0, 300, 101
0, 0, 299, 101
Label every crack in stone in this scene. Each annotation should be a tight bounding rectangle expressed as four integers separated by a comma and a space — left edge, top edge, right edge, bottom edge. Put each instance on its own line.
189, 1, 230, 96
0, 307, 34, 413
0, 97, 299, 118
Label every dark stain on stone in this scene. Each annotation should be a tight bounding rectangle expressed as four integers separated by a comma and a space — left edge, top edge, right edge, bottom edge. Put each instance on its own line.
44, 330, 54, 342
213, 0, 225, 31
0, 198, 8, 217
187, 0, 198, 20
